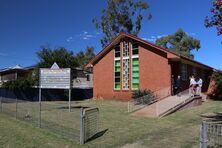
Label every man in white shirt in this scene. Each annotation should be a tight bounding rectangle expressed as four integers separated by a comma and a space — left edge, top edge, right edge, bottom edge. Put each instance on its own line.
197, 77, 203, 96
189, 75, 196, 97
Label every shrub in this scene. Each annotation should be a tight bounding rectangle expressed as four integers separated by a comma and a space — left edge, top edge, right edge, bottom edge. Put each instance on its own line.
2, 76, 36, 90
209, 71, 222, 100
132, 89, 156, 105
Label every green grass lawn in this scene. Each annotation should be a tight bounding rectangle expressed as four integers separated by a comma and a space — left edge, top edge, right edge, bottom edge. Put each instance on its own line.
0, 100, 222, 148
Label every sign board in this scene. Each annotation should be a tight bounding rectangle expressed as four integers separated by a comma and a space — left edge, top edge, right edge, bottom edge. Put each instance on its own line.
40, 63, 71, 89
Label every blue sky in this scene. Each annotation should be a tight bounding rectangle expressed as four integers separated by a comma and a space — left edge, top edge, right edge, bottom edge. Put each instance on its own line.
0, 0, 221, 69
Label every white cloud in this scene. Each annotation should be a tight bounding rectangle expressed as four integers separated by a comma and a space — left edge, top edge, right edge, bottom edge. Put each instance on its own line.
83, 31, 88, 34
142, 34, 166, 43
79, 31, 95, 40
66, 30, 100, 42
66, 36, 73, 42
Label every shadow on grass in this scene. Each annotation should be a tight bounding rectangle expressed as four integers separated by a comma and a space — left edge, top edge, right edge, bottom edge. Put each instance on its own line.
85, 129, 108, 143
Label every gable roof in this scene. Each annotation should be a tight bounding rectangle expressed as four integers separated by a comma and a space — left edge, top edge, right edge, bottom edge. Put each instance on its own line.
85, 32, 214, 70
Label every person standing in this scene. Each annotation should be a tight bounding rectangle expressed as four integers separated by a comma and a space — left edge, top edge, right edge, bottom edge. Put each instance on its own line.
175, 75, 182, 97
189, 75, 196, 97
197, 77, 203, 96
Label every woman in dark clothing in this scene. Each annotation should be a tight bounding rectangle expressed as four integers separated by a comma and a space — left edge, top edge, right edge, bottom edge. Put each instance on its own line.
175, 75, 182, 96
171, 75, 175, 95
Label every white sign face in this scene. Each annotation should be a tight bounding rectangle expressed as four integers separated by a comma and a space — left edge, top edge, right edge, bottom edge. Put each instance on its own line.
40, 68, 71, 89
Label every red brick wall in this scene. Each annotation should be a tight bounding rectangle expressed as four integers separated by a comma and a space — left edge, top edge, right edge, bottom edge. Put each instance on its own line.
139, 45, 171, 92
93, 48, 132, 101
93, 42, 171, 101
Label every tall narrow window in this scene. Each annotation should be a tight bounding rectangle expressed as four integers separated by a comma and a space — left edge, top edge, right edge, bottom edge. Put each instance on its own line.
122, 41, 130, 90
131, 41, 139, 89
114, 60, 121, 89
122, 58, 130, 89
132, 58, 139, 89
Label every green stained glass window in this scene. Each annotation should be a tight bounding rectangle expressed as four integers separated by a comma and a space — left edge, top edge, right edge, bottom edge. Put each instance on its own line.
114, 60, 121, 89
132, 58, 139, 89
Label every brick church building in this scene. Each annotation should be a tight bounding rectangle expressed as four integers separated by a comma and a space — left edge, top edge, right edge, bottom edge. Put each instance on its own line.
86, 33, 214, 100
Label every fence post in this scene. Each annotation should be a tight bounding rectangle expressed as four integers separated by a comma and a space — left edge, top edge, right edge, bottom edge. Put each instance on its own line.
69, 88, 71, 112
15, 97, 18, 119
0, 94, 2, 112
0, 95, 2, 112
80, 107, 85, 145
200, 121, 208, 148
39, 87, 42, 128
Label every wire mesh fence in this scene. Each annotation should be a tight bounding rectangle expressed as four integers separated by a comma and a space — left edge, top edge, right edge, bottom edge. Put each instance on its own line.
200, 120, 222, 148
0, 89, 100, 144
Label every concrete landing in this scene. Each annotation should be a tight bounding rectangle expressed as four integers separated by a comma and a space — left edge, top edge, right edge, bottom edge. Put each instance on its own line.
132, 94, 198, 118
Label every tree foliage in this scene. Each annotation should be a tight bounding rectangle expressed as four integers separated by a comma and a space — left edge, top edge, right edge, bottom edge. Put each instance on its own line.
36, 46, 79, 69
36, 46, 95, 69
76, 46, 95, 68
205, 0, 222, 36
155, 29, 200, 59
93, 0, 151, 47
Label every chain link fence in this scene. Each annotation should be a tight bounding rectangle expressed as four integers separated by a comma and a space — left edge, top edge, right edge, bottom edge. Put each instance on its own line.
0, 89, 100, 144
200, 120, 222, 148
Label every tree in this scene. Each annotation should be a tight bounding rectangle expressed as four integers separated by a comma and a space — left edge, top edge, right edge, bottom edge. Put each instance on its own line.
76, 46, 95, 68
93, 0, 151, 47
36, 46, 79, 68
155, 29, 200, 59
205, 0, 222, 36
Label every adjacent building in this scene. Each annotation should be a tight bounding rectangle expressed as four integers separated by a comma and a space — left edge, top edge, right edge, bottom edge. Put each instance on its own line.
86, 32, 214, 100
0, 65, 33, 87
0, 64, 93, 89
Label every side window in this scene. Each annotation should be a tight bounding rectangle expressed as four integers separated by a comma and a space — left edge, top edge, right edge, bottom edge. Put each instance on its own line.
181, 63, 187, 80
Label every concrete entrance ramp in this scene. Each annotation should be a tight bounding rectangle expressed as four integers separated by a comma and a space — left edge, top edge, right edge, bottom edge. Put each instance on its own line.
132, 93, 202, 118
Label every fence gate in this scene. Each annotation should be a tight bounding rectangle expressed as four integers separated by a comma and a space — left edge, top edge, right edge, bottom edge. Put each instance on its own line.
200, 120, 222, 148
80, 107, 99, 144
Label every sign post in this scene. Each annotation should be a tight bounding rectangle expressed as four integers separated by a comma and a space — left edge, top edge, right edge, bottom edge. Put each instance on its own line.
39, 62, 72, 112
